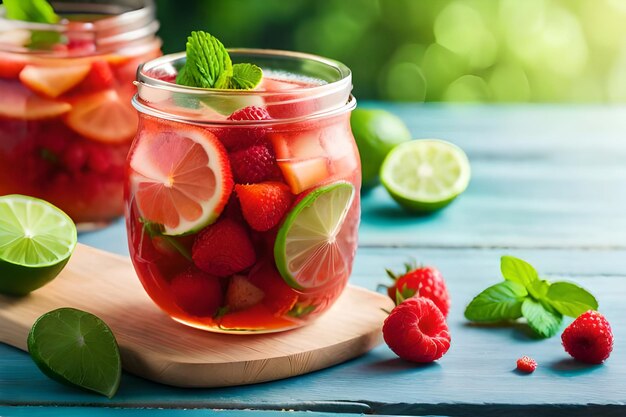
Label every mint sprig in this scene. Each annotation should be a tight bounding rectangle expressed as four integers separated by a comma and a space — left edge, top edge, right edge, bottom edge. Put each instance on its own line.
464, 256, 599, 338
176, 31, 262, 90
3, 0, 59, 24
3, 0, 62, 49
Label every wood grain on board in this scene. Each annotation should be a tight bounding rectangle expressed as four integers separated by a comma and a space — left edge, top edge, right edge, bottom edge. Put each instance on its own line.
0, 244, 392, 388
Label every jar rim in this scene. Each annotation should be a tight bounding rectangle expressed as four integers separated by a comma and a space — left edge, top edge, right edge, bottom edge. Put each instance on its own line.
133, 49, 356, 126
0, 0, 158, 55
136, 49, 352, 97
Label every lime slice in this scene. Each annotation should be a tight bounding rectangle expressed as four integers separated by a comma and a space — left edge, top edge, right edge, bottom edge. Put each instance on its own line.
0, 195, 77, 295
381, 139, 470, 212
28, 308, 121, 398
350, 109, 411, 189
274, 182, 355, 290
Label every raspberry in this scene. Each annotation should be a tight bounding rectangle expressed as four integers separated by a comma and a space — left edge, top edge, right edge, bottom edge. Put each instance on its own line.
170, 267, 222, 317
387, 265, 450, 317
383, 297, 451, 363
561, 310, 613, 364
229, 143, 281, 184
192, 218, 256, 277
220, 106, 271, 150
516, 356, 537, 373
235, 182, 293, 232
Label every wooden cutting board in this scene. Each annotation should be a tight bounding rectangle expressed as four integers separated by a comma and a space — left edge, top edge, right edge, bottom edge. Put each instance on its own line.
0, 244, 392, 388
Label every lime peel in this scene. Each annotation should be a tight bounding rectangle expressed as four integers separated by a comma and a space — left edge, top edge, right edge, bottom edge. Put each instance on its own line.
274, 181, 355, 290
28, 307, 122, 398
0, 194, 77, 295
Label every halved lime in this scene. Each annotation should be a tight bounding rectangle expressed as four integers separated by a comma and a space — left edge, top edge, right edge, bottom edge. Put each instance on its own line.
28, 308, 121, 398
380, 139, 471, 212
274, 182, 355, 290
0, 195, 77, 295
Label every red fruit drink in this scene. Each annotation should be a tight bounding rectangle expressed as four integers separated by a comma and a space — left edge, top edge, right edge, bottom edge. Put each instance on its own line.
126, 50, 360, 333
0, 2, 161, 227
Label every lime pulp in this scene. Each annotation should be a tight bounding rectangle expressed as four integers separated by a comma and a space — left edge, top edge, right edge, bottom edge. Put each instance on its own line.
380, 139, 471, 212
274, 182, 355, 290
0, 194, 77, 295
28, 307, 122, 398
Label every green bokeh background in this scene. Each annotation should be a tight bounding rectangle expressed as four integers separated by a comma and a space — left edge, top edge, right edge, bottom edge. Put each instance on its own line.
155, 0, 626, 102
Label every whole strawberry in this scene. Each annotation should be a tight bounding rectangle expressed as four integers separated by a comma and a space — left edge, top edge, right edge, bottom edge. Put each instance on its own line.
383, 297, 451, 363
192, 218, 256, 277
561, 310, 613, 364
386, 264, 450, 317
235, 182, 293, 231
170, 267, 222, 317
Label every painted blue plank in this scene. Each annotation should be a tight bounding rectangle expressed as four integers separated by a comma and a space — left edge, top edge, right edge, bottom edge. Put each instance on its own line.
358, 105, 626, 249
0, 407, 364, 417
2, 247, 625, 416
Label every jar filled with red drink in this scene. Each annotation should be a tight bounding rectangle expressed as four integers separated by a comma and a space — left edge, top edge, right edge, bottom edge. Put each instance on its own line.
0, 0, 161, 228
126, 36, 360, 333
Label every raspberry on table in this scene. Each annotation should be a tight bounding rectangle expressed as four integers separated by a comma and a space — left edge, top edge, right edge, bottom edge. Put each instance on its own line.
561, 310, 613, 364
382, 297, 451, 363
516, 356, 537, 373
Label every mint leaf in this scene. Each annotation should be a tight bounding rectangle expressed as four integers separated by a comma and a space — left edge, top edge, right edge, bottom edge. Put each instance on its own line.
176, 31, 233, 89
229, 63, 263, 90
521, 298, 563, 338
3, 0, 59, 23
527, 279, 550, 300
141, 219, 192, 261
546, 281, 598, 318
501, 255, 538, 287
464, 281, 527, 322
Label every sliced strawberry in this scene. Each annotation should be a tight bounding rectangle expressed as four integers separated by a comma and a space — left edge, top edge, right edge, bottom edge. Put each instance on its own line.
78, 60, 116, 93
277, 158, 330, 194
192, 218, 256, 277
229, 143, 282, 184
170, 267, 223, 317
235, 182, 293, 232
225, 275, 265, 311
64, 89, 138, 143
0, 53, 27, 79
19, 64, 91, 98
248, 262, 299, 316
0, 80, 71, 120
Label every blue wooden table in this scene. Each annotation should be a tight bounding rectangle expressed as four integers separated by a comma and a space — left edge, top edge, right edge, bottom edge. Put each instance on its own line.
2, 105, 626, 417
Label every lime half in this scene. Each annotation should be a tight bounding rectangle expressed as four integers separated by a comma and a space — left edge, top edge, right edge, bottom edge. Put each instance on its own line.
381, 139, 470, 212
28, 308, 122, 398
0, 194, 77, 295
274, 182, 355, 290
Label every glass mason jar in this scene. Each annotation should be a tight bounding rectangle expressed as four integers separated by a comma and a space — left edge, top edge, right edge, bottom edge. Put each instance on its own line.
0, 0, 161, 228
126, 50, 360, 333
